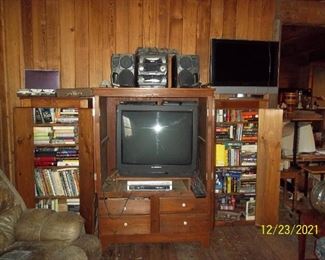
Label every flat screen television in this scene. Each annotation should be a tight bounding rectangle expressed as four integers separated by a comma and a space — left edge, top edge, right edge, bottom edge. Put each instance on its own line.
210, 39, 279, 94
116, 102, 198, 177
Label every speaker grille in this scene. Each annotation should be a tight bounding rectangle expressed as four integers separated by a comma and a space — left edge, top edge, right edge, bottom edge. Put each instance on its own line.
118, 70, 135, 86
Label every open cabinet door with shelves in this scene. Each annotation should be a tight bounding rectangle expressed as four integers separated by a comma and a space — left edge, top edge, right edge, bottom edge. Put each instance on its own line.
14, 97, 95, 233
214, 98, 282, 226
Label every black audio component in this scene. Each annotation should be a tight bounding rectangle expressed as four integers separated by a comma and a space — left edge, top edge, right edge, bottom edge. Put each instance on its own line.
172, 55, 200, 87
111, 54, 136, 87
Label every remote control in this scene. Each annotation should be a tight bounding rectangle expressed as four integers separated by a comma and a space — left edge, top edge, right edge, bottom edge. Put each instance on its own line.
191, 176, 207, 198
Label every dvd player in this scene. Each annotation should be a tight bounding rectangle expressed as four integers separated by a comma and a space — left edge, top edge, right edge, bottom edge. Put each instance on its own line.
127, 180, 172, 191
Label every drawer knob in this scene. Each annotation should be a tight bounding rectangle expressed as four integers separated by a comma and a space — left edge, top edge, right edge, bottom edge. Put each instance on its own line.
123, 222, 128, 227
183, 221, 188, 226
181, 203, 187, 208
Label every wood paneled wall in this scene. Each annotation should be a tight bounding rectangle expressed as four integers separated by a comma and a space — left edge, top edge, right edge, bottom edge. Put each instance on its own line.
0, 0, 278, 179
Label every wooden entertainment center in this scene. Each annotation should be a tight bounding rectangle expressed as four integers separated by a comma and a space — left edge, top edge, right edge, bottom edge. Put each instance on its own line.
14, 88, 282, 247
92, 88, 215, 247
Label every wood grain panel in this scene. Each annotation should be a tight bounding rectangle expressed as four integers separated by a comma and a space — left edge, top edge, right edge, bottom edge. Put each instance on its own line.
222, 0, 236, 38
14, 108, 34, 207
32, 0, 46, 68
102, 0, 116, 83
21, 0, 33, 68
115, 0, 129, 53
256, 109, 283, 226
59, 0, 75, 88
235, 0, 249, 39
79, 108, 95, 233
181, 0, 198, 54
260, 0, 276, 40
156, 0, 170, 48
168, 0, 183, 51
128, 0, 143, 52
196, 0, 211, 84
0, 0, 6, 171
89, 0, 103, 87
3, 0, 23, 179
45, 0, 60, 69
142, 0, 157, 47
210, 0, 224, 39
75, 0, 89, 87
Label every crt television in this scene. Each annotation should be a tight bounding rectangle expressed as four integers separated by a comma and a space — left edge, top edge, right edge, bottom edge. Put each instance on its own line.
116, 102, 198, 177
210, 39, 279, 93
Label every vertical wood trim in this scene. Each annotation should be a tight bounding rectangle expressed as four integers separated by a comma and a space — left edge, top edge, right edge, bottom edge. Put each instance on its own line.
235, 0, 249, 39
128, 0, 143, 52
196, 0, 211, 84
102, 0, 116, 83
46, 0, 60, 69
181, 0, 198, 54
156, 0, 170, 48
169, 0, 183, 51
210, 0, 224, 38
256, 109, 283, 225
75, 0, 89, 87
222, 0, 236, 38
0, 0, 6, 172
59, 0, 75, 88
21, 0, 33, 68
79, 108, 95, 233
32, 0, 47, 68
89, 0, 103, 87
3, 0, 23, 180
14, 107, 34, 207
115, 0, 129, 53
142, 0, 157, 47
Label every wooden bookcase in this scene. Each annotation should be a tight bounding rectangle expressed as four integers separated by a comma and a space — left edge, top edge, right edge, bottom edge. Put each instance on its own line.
92, 88, 215, 247
214, 98, 283, 226
14, 97, 95, 233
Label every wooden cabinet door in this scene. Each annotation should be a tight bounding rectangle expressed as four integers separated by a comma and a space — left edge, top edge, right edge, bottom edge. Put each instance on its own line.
256, 108, 283, 225
14, 107, 34, 208
79, 108, 95, 233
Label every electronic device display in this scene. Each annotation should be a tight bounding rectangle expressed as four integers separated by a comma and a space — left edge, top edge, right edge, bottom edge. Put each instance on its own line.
210, 39, 279, 94
116, 103, 198, 177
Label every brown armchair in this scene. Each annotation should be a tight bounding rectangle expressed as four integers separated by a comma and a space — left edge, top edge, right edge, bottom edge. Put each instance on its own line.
0, 169, 101, 259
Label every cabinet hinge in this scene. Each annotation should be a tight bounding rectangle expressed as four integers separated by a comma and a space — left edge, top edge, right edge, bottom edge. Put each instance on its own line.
94, 172, 97, 181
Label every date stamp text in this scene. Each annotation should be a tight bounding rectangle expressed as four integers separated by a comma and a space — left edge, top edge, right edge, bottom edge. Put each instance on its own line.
261, 224, 318, 235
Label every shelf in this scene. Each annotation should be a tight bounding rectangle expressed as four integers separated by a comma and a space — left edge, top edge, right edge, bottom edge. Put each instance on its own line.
215, 192, 256, 196
215, 219, 255, 226
36, 196, 79, 200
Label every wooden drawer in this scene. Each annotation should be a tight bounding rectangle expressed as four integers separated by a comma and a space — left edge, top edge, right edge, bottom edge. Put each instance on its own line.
160, 213, 209, 233
98, 197, 150, 216
159, 197, 208, 213
99, 215, 151, 235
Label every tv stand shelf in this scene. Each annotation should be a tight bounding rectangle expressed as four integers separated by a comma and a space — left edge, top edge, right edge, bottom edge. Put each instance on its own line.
93, 88, 215, 247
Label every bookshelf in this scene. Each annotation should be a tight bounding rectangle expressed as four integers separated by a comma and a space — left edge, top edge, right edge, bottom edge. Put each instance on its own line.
214, 98, 283, 226
14, 97, 95, 233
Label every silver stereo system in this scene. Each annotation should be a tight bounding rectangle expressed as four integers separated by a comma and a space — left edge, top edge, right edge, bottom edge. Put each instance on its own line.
136, 48, 169, 87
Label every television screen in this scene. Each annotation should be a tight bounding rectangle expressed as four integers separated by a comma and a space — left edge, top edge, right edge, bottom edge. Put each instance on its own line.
116, 103, 198, 177
210, 39, 279, 87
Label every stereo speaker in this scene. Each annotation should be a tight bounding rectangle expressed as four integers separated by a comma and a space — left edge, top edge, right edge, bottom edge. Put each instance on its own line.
172, 55, 200, 87
111, 54, 136, 87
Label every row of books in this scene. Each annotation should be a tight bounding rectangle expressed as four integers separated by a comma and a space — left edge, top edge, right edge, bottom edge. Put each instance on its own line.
36, 198, 80, 213
216, 193, 255, 213
34, 147, 79, 166
216, 123, 258, 141
34, 108, 79, 124
35, 168, 80, 197
216, 109, 258, 123
33, 125, 78, 145
215, 143, 257, 167
215, 168, 256, 194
